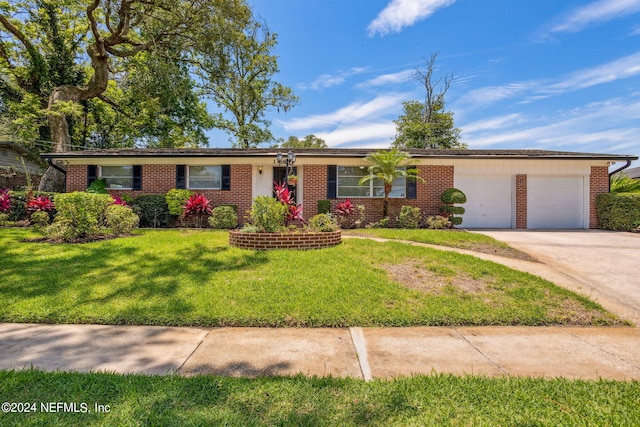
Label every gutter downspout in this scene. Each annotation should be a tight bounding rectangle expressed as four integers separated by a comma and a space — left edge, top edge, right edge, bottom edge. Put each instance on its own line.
46, 156, 67, 192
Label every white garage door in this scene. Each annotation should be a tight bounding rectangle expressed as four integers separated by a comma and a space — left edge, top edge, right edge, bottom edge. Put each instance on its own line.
455, 175, 513, 228
527, 176, 585, 229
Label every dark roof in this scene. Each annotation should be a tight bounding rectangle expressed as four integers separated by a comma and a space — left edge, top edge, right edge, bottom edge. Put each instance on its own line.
0, 141, 46, 166
41, 147, 638, 161
622, 166, 640, 179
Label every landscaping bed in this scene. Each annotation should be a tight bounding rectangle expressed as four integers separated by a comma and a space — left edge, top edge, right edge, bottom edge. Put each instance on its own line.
0, 228, 624, 327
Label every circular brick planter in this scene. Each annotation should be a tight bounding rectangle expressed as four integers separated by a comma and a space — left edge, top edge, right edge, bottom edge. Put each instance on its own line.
229, 230, 341, 250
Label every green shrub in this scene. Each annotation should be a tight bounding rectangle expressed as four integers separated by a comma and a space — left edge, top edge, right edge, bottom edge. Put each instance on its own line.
0, 212, 10, 226
239, 224, 261, 233
249, 196, 287, 232
165, 189, 193, 217
426, 215, 452, 229
397, 206, 421, 229
307, 213, 339, 232
86, 178, 108, 194
317, 199, 331, 215
48, 192, 113, 239
29, 210, 50, 227
596, 193, 640, 231
367, 217, 389, 228
133, 195, 172, 228
208, 205, 238, 229
105, 204, 140, 235
218, 204, 238, 213
440, 188, 467, 226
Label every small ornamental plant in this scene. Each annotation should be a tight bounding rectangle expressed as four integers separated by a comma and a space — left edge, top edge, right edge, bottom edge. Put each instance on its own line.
335, 199, 364, 229
26, 195, 55, 213
287, 175, 298, 186
274, 181, 303, 225
0, 188, 11, 213
112, 195, 129, 206
182, 193, 212, 228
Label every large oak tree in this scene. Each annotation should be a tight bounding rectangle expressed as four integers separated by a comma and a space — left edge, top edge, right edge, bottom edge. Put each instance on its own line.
0, 0, 255, 190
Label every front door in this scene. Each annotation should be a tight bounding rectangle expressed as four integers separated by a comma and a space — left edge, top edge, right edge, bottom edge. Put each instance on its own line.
273, 167, 297, 203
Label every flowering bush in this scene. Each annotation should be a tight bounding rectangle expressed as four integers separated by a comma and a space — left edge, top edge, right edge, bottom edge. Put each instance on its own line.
182, 194, 212, 228
397, 206, 421, 229
26, 195, 55, 213
0, 188, 11, 213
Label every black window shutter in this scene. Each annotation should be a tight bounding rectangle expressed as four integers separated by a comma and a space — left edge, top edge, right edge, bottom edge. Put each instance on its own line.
176, 165, 186, 189
406, 168, 417, 199
327, 165, 337, 198
87, 165, 97, 187
132, 165, 142, 190
221, 165, 231, 190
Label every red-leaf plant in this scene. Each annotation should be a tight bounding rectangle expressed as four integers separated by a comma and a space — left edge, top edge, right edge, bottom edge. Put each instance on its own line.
335, 199, 355, 217
0, 189, 11, 213
182, 194, 212, 228
274, 181, 304, 225
26, 195, 54, 212
112, 195, 128, 206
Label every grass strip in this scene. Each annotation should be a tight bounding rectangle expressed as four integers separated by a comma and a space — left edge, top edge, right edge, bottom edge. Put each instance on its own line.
0, 369, 638, 426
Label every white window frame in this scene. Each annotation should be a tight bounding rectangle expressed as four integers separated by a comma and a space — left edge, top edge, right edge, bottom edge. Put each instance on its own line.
337, 166, 406, 198
187, 165, 222, 190
100, 165, 133, 190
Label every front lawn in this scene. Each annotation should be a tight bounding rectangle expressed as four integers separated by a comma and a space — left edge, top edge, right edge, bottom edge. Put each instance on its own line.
0, 228, 623, 326
345, 228, 535, 261
0, 370, 638, 426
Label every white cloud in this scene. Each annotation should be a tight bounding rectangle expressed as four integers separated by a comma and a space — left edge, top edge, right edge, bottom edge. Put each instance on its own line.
461, 98, 640, 155
316, 123, 396, 147
456, 52, 640, 110
367, 0, 456, 37
357, 69, 414, 88
281, 93, 407, 132
301, 67, 369, 91
542, 52, 640, 93
549, 0, 640, 34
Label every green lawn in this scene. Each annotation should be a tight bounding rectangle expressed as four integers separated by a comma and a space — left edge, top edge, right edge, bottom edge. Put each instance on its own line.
0, 370, 638, 426
0, 228, 623, 326
345, 228, 536, 261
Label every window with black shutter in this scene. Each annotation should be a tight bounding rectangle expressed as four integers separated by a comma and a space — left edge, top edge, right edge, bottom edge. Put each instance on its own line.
327, 165, 337, 198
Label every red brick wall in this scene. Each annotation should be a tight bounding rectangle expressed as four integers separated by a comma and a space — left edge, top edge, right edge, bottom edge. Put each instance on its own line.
515, 174, 527, 229
65, 163, 253, 222
229, 230, 341, 250
590, 166, 609, 229
302, 164, 454, 224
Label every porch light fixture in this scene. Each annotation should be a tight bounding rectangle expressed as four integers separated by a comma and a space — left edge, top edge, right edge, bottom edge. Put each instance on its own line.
258, 165, 263, 174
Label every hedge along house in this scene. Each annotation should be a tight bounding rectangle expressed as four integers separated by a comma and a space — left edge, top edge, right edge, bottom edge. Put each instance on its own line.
42, 148, 638, 229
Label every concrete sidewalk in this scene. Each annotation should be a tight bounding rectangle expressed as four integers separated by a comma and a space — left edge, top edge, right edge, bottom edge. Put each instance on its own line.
1, 323, 639, 381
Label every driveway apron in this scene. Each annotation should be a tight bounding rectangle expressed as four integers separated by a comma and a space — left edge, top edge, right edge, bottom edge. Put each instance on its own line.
475, 230, 640, 324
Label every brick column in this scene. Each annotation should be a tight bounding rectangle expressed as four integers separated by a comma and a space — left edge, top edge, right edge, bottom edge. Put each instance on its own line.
515, 174, 527, 229
589, 166, 609, 229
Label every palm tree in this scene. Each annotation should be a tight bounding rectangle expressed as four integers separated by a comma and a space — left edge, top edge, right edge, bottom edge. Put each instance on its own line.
610, 173, 640, 193
359, 149, 424, 218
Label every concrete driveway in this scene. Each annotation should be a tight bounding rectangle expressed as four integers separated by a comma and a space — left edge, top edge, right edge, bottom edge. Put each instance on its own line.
475, 230, 640, 324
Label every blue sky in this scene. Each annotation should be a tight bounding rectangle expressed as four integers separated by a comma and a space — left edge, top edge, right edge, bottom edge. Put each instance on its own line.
211, 0, 640, 164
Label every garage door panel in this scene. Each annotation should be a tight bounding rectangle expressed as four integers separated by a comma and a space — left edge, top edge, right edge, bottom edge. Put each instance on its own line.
455, 175, 513, 228
528, 176, 584, 229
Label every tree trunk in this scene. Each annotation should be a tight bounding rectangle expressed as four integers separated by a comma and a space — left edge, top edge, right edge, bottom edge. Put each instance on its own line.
38, 43, 110, 192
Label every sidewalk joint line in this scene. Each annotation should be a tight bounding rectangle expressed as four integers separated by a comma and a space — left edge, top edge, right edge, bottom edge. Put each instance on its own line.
570, 332, 640, 371
175, 328, 212, 374
454, 329, 509, 376
349, 327, 372, 381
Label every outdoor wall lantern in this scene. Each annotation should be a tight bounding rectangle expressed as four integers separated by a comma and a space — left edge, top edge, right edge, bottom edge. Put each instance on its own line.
275, 151, 296, 184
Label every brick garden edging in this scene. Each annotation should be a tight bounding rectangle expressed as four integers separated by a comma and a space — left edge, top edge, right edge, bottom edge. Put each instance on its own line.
229, 230, 341, 250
